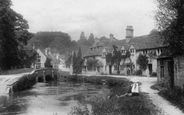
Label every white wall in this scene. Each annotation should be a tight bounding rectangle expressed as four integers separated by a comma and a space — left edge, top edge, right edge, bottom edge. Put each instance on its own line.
37, 49, 47, 68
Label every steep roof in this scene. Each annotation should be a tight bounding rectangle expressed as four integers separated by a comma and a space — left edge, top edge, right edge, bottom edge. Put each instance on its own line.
108, 32, 165, 51
83, 32, 165, 57
80, 45, 90, 57
84, 46, 104, 57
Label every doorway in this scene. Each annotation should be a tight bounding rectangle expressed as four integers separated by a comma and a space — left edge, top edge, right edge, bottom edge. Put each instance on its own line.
109, 66, 112, 74
148, 64, 153, 76
168, 60, 174, 89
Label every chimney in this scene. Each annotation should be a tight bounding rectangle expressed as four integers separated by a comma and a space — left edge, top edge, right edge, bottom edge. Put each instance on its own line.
109, 34, 114, 41
126, 26, 134, 43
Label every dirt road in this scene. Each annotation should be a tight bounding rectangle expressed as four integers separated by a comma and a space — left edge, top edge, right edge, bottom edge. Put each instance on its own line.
113, 76, 184, 115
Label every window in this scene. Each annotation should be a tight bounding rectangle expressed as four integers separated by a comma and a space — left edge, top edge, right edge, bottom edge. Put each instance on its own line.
130, 49, 134, 53
91, 48, 93, 51
37, 55, 41, 62
160, 60, 164, 78
122, 50, 126, 54
143, 50, 147, 54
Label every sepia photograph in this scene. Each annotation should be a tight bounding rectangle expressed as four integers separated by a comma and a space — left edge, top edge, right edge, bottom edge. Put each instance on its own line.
0, 0, 184, 114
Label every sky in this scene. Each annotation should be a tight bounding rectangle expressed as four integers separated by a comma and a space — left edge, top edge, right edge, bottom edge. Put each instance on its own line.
11, 0, 157, 41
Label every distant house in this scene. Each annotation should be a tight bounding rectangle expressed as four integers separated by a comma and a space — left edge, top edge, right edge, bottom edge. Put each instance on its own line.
82, 42, 109, 75
34, 47, 62, 69
35, 48, 47, 69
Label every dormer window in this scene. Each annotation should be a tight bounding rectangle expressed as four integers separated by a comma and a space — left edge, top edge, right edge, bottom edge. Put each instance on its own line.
130, 49, 134, 53
121, 50, 126, 55
143, 50, 147, 54
91, 48, 93, 51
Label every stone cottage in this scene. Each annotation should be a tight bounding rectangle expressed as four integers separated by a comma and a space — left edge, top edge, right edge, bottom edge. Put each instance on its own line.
107, 26, 165, 76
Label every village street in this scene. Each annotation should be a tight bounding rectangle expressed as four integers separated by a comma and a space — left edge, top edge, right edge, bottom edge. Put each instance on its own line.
111, 75, 184, 115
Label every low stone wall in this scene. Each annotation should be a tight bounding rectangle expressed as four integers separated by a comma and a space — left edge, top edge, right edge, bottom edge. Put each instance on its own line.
12, 74, 37, 93
174, 56, 184, 89
6, 68, 59, 93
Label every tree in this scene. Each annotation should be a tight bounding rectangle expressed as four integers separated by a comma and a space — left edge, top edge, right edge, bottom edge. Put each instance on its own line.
18, 49, 38, 68
88, 33, 95, 46
72, 47, 84, 74
112, 45, 122, 74
77, 32, 89, 46
44, 57, 52, 68
29, 32, 79, 54
106, 53, 113, 66
86, 59, 98, 71
137, 54, 148, 71
155, 0, 184, 56
0, 0, 32, 69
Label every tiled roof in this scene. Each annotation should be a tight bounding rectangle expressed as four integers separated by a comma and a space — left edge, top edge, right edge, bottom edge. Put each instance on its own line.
80, 45, 90, 57
108, 32, 165, 51
157, 50, 172, 59
84, 32, 165, 57
84, 46, 104, 57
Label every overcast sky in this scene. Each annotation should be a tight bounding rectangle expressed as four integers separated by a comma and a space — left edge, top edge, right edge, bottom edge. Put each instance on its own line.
12, 0, 157, 40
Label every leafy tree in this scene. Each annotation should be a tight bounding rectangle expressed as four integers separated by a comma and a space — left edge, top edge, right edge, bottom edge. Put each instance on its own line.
44, 57, 52, 68
137, 54, 148, 71
86, 59, 98, 71
28, 32, 79, 54
112, 45, 122, 74
78, 32, 89, 46
18, 49, 38, 68
0, 0, 32, 69
106, 53, 113, 66
155, 0, 184, 56
88, 33, 95, 46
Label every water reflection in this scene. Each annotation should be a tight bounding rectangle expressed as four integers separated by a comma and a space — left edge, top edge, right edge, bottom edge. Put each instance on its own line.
0, 81, 110, 115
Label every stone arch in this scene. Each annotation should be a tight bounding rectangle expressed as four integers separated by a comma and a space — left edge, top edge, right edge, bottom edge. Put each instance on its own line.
45, 74, 53, 81
37, 75, 44, 82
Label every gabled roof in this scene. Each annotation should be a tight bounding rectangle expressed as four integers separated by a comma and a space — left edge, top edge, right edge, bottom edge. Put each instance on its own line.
37, 48, 47, 57
25, 49, 36, 57
108, 32, 165, 51
80, 45, 90, 57
84, 46, 104, 57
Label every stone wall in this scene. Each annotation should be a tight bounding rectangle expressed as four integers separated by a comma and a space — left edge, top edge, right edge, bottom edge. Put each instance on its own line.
174, 55, 184, 89
157, 58, 170, 87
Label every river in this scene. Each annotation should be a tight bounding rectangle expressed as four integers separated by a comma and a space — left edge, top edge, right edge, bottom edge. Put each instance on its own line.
0, 81, 110, 115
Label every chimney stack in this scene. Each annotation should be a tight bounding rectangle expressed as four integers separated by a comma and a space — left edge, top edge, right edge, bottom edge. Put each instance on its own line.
126, 26, 134, 43
109, 34, 114, 41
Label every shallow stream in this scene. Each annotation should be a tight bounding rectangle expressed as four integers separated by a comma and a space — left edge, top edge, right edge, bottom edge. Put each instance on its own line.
0, 81, 110, 115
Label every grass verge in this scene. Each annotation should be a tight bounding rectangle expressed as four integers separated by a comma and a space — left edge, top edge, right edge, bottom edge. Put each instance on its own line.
151, 83, 184, 113
68, 75, 160, 115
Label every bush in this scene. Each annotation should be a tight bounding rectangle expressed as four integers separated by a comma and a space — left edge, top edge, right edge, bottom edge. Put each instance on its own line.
69, 77, 159, 115
133, 70, 142, 76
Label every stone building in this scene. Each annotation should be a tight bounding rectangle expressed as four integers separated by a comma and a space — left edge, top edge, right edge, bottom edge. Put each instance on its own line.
80, 26, 165, 76
108, 26, 165, 76
157, 53, 184, 89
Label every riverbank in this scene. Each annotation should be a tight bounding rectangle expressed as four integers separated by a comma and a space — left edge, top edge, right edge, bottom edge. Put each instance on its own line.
67, 75, 161, 115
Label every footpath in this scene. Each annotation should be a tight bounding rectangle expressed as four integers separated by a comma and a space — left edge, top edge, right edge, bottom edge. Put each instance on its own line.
110, 75, 184, 115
